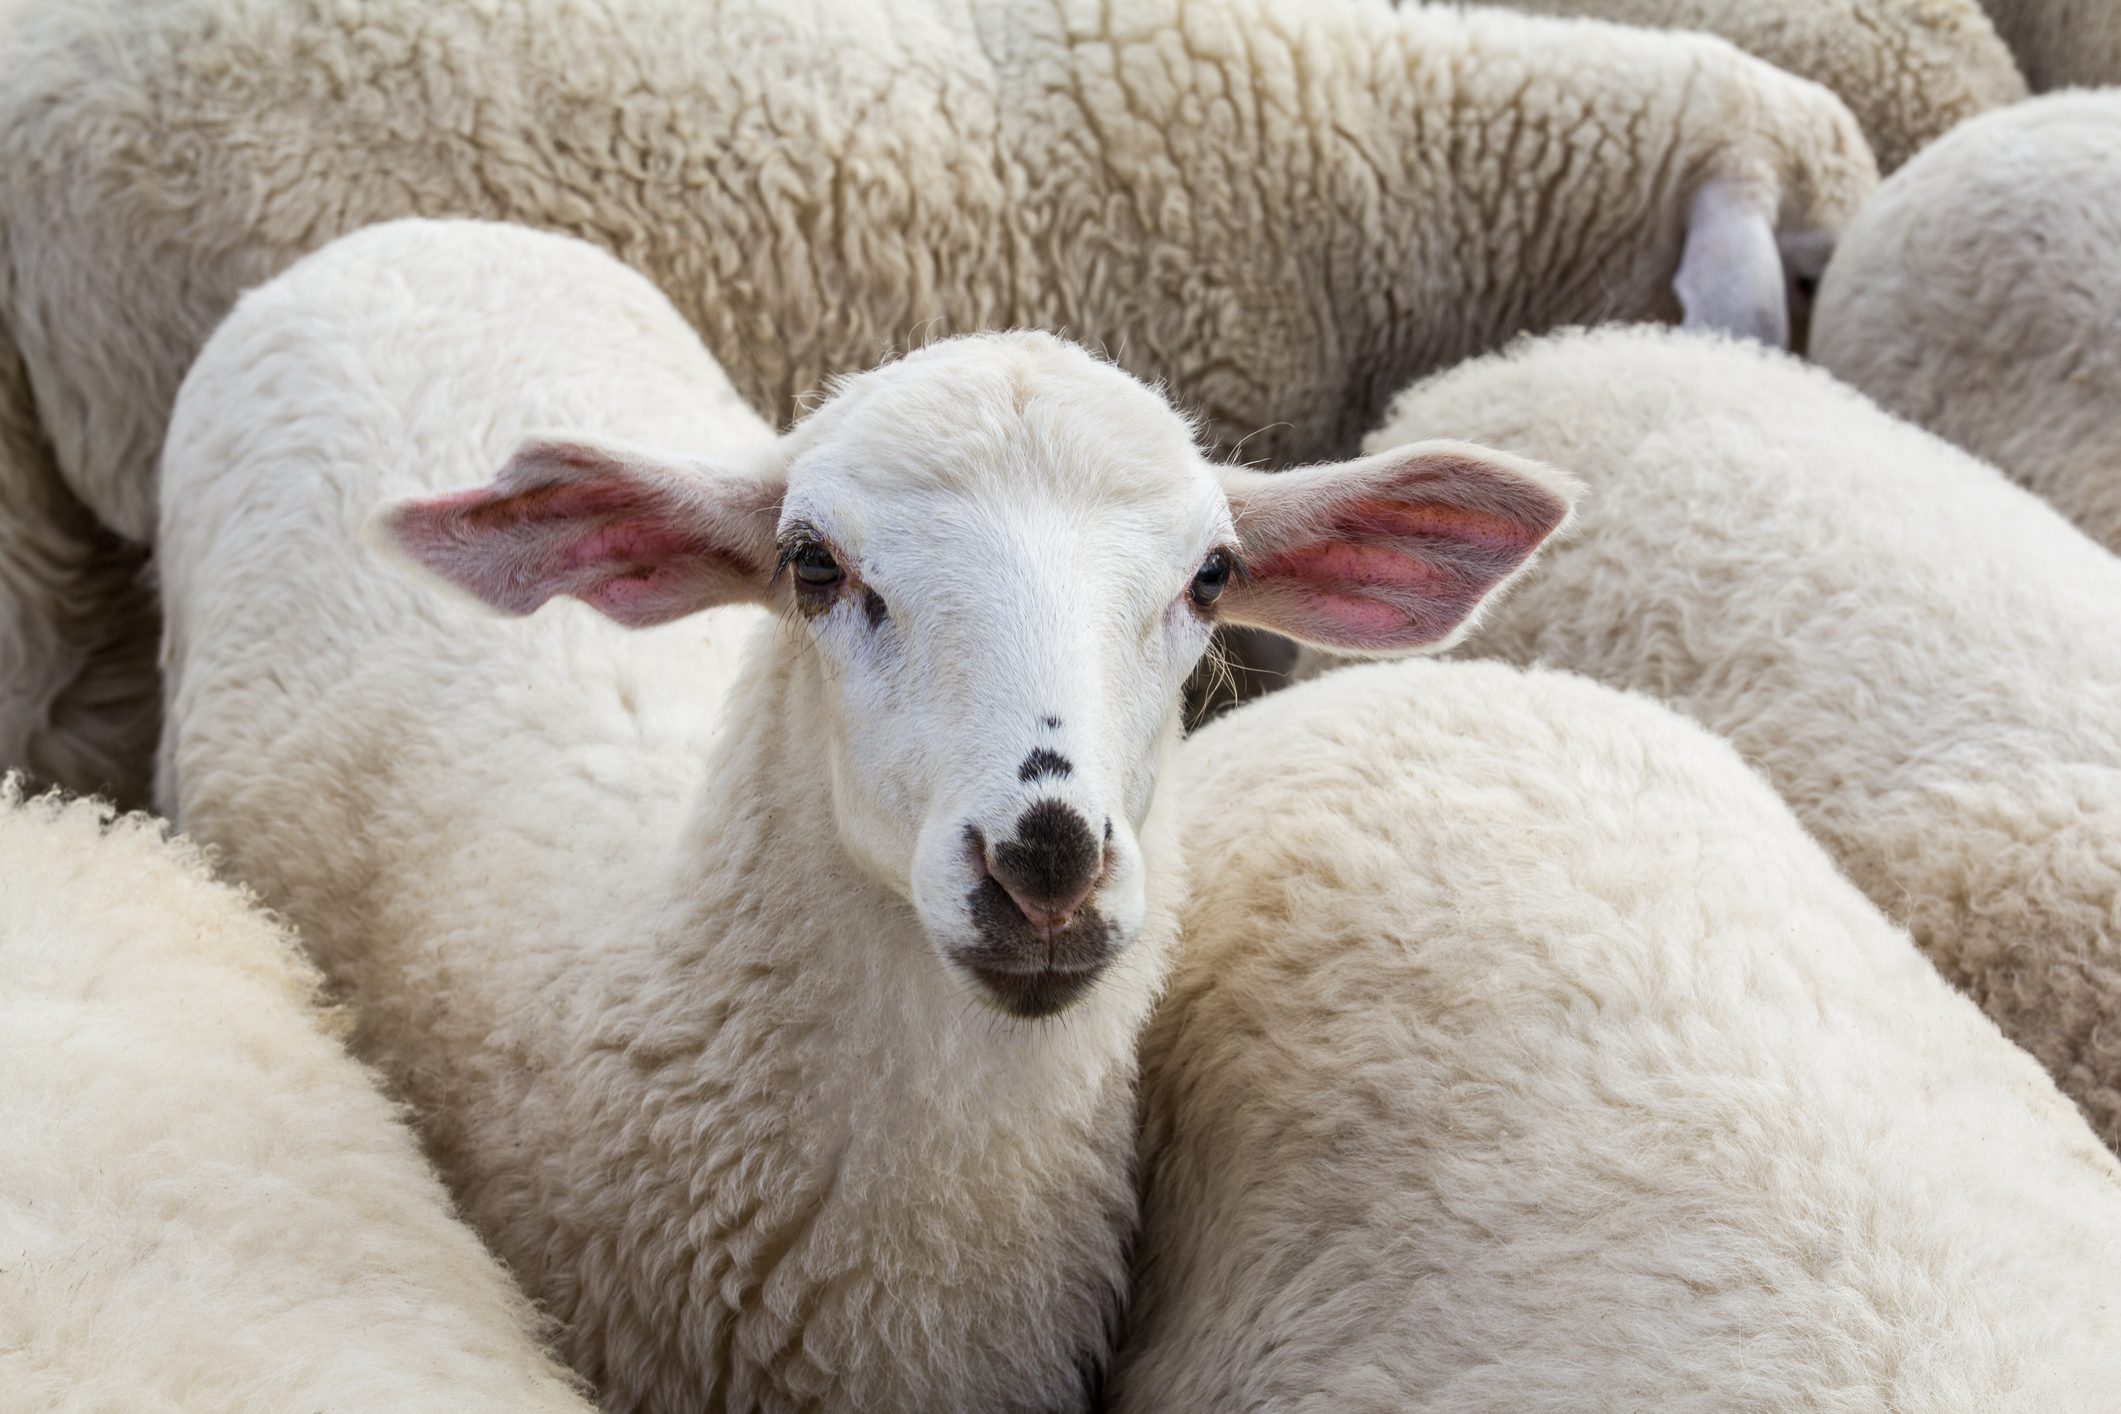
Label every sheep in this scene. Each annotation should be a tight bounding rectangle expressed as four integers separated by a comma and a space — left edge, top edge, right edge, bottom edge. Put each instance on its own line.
151, 218, 1577, 1412
0, 0, 1871, 807
1113, 658, 2121, 1410
1436, 0, 2027, 171
1979, 0, 2121, 88
1298, 323, 2121, 1148
0, 780, 591, 1413
1812, 90, 2121, 555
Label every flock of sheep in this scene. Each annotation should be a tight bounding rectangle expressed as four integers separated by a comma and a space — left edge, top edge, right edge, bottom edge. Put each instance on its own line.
2, 0, 2118, 1410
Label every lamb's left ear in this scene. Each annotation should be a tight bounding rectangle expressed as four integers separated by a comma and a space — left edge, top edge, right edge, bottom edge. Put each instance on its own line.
370, 435, 784, 627
1217, 440, 1579, 655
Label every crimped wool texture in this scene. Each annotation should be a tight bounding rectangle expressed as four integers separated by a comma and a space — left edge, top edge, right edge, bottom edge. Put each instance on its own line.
155, 222, 1178, 1413
1457, 0, 2026, 170
1114, 660, 2121, 1411
1980, 0, 2121, 87
1307, 325, 2121, 1148
1813, 90, 2121, 553
0, 0, 1875, 804
0, 782, 589, 1414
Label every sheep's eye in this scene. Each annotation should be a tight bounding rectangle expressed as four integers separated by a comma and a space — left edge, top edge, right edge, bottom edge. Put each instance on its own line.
1190, 550, 1231, 608
792, 543, 842, 589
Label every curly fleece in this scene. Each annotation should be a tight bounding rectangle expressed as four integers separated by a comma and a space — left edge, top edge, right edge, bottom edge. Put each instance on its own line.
1314, 324, 2121, 1151
1116, 660, 2121, 1410
0, 781, 589, 1413
1449, 0, 2026, 170
1814, 90, 2121, 555
1980, 0, 2121, 88
0, 0, 1874, 804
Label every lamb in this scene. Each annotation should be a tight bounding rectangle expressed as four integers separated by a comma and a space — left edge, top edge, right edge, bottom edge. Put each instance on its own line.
1812, 90, 2121, 554
0, 781, 591, 1413
1979, 0, 2121, 88
1298, 323, 2121, 1148
0, 0, 1870, 806
1448, 0, 2027, 171
1113, 658, 2121, 1410
151, 218, 1575, 1411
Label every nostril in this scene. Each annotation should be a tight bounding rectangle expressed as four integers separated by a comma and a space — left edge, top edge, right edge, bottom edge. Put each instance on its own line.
999, 873, 1097, 933
986, 799, 1104, 932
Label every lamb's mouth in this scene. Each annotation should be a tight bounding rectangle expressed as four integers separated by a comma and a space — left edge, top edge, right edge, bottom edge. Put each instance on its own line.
956, 873, 1120, 1017
955, 956, 1110, 1019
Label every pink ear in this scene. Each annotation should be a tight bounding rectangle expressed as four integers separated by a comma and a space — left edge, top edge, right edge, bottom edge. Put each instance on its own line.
1218, 441, 1579, 653
374, 437, 782, 627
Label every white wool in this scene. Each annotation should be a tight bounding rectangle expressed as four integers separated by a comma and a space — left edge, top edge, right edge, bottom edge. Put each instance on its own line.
155, 220, 1147, 1412
1448, 0, 2026, 170
1813, 90, 2121, 553
1114, 659, 2121, 1410
154, 219, 1571, 1411
0, 0, 1874, 803
1979, 0, 2121, 88
0, 781, 589, 1414
1301, 323, 2121, 1148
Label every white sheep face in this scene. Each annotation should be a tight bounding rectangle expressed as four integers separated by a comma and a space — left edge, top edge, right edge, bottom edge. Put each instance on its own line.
765, 337, 1229, 1018
377, 332, 1579, 1018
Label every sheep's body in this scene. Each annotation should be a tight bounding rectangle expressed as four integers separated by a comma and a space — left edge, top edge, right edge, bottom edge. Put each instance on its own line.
1448, 0, 2026, 170
0, 782, 590, 1414
1114, 659, 2121, 1410
1813, 90, 2121, 554
154, 222, 1192, 1412
0, 0, 1872, 804
1301, 325, 2121, 1147
1980, 0, 2121, 88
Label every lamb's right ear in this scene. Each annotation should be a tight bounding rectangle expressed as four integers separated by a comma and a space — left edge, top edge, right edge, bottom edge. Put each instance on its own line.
370, 435, 784, 627
1674, 177, 1791, 348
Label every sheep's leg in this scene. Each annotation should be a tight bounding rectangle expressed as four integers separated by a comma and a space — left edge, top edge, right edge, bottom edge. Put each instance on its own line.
1674, 178, 1792, 348
0, 323, 159, 808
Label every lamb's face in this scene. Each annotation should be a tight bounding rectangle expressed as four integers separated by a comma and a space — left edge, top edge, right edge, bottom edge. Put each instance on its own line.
773, 335, 1230, 1018
378, 331, 1579, 1020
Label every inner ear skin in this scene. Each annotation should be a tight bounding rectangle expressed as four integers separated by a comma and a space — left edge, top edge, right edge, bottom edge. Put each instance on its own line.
1292, 496, 1557, 583
454, 475, 628, 531
1339, 493, 1553, 556
1216, 453, 1575, 651
1241, 496, 1533, 619
571, 523, 755, 625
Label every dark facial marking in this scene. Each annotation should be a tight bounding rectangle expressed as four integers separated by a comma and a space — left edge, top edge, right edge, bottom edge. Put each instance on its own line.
991, 800, 1102, 913
862, 587, 888, 628
958, 879, 1116, 1018
954, 941, 1112, 1017
1042, 715, 1062, 729
1018, 747, 1074, 783
956, 810, 1117, 1018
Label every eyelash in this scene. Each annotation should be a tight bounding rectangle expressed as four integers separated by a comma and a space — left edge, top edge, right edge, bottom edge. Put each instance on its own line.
775, 526, 891, 627
771, 524, 827, 582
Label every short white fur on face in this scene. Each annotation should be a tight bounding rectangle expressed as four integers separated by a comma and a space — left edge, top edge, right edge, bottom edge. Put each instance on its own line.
379, 331, 1576, 1019
767, 342, 1230, 1014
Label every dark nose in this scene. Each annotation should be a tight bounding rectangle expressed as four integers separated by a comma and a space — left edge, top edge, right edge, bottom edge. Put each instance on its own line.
983, 800, 1105, 936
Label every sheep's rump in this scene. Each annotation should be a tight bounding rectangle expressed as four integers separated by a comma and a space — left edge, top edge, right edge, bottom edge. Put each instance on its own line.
0, 781, 588, 1413
1311, 325, 2121, 1150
